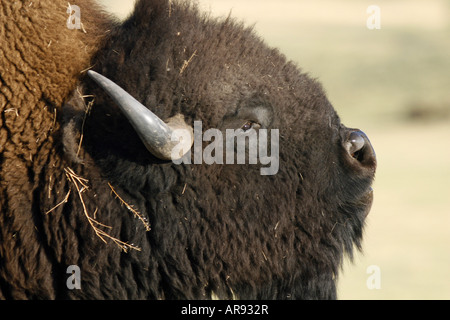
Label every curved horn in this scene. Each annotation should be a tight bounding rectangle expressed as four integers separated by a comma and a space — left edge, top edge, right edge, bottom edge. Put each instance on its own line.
87, 70, 193, 160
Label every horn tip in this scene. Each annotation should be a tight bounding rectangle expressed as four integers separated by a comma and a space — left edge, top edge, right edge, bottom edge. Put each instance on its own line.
86, 70, 97, 78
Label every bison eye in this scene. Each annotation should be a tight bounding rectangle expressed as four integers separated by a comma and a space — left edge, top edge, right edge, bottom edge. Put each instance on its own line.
241, 121, 260, 132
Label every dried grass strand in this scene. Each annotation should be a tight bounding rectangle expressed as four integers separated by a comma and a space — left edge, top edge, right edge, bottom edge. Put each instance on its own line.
76, 87, 94, 157
179, 50, 197, 74
45, 189, 71, 215
64, 167, 141, 252
108, 182, 151, 231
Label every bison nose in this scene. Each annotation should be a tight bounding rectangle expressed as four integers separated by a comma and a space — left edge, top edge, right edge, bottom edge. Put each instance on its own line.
347, 131, 365, 156
344, 130, 376, 170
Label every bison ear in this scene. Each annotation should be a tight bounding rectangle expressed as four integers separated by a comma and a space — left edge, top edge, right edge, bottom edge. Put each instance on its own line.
87, 70, 193, 161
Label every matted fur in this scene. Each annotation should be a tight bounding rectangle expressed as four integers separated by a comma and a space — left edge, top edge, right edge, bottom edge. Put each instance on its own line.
0, 0, 376, 299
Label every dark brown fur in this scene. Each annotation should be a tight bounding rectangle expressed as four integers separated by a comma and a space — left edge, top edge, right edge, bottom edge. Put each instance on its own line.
0, 0, 376, 299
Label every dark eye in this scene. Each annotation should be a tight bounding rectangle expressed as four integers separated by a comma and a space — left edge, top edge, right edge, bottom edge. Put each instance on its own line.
241, 121, 260, 132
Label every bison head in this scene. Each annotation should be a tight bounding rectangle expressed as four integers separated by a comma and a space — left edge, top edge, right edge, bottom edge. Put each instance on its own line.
67, 0, 376, 299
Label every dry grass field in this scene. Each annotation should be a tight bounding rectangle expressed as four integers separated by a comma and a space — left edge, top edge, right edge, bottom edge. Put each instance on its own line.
99, 0, 450, 300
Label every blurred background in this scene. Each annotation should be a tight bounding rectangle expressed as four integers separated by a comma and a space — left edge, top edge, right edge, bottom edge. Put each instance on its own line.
98, 0, 450, 299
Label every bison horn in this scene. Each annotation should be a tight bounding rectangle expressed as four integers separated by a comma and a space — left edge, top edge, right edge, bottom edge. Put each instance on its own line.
87, 70, 193, 161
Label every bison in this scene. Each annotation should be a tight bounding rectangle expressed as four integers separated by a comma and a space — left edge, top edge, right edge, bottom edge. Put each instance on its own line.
0, 0, 376, 299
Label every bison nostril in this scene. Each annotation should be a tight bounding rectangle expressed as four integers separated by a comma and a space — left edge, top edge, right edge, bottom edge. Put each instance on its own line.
347, 131, 365, 159
343, 129, 376, 169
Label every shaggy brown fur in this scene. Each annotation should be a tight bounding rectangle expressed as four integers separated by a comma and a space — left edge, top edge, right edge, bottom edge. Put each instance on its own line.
0, 0, 376, 299
0, 0, 113, 299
